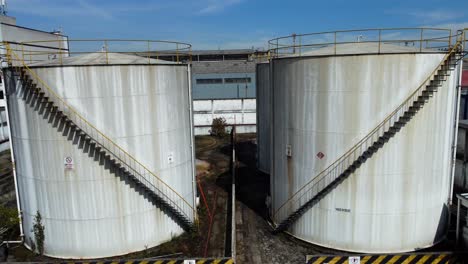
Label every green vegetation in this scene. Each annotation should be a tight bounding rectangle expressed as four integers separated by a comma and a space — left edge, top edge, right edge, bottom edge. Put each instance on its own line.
210, 117, 228, 138
32, 211, 45, 256
0, 205, 18, 233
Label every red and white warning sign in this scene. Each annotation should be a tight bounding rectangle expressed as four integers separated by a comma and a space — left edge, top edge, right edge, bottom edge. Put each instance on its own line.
64, 156, 74, 170
316, 152, 325, 159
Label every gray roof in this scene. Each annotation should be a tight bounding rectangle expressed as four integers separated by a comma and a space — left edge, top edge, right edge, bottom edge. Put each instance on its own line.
192, 60, 255, 74
29, 52, 176, 66
191, 49, 256, 55
297, 42, 446, 57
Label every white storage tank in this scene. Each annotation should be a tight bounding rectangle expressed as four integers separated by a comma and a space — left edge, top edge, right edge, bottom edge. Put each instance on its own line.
5, 49, 196, 258
256, 62, 270, 174
268, 30, 461, 253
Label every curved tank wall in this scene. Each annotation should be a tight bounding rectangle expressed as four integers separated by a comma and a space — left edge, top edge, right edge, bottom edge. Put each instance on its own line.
270, 52, 458, 253
0, 106, 9, 152
256, 62, 270, 174
6, 59, 195, 258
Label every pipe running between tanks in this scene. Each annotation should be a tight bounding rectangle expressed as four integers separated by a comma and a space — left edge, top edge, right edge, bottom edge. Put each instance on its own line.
2, 69, 24, 244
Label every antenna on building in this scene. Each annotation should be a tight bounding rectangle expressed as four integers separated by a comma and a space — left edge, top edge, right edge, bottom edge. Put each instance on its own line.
0, 0, 7, 15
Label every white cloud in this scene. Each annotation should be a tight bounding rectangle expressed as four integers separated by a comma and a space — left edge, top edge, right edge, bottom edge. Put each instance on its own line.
423, 22, 468, 32
198, 0, 244, 15
8, 0, 164, 20
408, 10, 464, 23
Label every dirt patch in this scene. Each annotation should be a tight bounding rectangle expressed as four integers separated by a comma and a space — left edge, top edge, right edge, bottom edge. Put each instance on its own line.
234, 134, 337, 263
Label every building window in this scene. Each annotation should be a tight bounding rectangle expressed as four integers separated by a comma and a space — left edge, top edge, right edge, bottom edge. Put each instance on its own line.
224, 77, 251, 83
196, 78, 223, 84
0, 90, 4, 99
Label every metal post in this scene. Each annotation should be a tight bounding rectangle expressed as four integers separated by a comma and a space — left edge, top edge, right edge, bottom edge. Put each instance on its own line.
176, 43, 179, 63
299, 35, 302, 57
292, 33, 296, 54
3, 67, 25, 243
276, 39, 279, 57
456, 197, 460, 244
449, 29, 452, 49
189, 47, 193, 64
419, 29, 424, 52
334, 32, 337, 55
59, 39, 63, 65
187, 63, 197, 222
21, 43, 24, 62
450, 58, 463, 205
378, 29, 382, 54
147, 40, 151, 64
104, 40, 109, 65
465, 129, 468, 163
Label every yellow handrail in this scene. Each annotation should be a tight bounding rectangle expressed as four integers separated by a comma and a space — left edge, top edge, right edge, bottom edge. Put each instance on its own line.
273, 31, 464, 222
4, 42, 195, 221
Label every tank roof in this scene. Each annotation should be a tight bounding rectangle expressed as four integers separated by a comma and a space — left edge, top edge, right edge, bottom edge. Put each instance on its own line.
28, 52, 178, 67
296, 42, 446, 57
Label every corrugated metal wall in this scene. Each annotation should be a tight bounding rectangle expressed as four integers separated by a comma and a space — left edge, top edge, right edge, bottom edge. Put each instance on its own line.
256, 63, 270, 174
193, 98, 256, 135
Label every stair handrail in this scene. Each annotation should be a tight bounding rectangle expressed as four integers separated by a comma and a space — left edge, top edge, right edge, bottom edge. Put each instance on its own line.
273, 32, 465, 224
3, 43, 195, 222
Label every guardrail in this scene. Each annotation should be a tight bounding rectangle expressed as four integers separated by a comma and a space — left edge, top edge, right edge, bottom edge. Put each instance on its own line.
4, 42, 196, 225
3, 39, 192, 65
268, 28, 454, 58
272, 30, 465, 225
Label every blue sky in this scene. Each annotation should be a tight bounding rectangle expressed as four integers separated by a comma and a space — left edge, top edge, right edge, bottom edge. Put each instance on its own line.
6, 0, 468, 50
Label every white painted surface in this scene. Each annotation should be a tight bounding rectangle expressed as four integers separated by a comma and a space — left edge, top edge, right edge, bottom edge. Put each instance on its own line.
256, 63, 270, 174
6, 63, 195, 258
270, 53, 457, 253
193, 98, 256, 135
0, 22, 68, 66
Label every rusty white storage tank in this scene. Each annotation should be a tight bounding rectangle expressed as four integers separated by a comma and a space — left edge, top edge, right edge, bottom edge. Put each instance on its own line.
267, 29, 463, 253
4, 40, 196, 258
256, 62, 270, 174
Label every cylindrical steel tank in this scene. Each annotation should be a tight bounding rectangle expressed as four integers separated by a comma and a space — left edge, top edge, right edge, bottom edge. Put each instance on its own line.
269, 41, 459, 253
5, 52, 195, 258
256, 62, 270, 174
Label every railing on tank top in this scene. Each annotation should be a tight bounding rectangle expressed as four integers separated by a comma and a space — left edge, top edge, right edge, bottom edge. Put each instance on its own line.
268, 28, 455, 58
1, 39, 192, 66
3, 43, 195, 222
272, 31, 465, 225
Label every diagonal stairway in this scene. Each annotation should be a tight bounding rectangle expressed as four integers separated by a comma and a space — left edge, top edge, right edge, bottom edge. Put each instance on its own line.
272, 39, 466, 234
4, 45, 195, 231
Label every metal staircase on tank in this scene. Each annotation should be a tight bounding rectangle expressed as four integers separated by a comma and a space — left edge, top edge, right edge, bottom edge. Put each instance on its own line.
272, 34, 467, 234
3, 44, 195, 231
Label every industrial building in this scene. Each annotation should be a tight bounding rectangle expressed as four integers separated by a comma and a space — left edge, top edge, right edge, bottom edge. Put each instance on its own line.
133, 49, 266, 135
258, 29, 466, 253
0, 14, 68, 152
190, 49, 266, 135
191, 49, 257, 100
